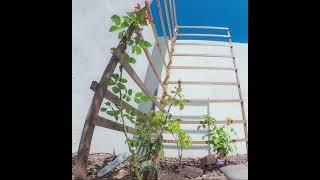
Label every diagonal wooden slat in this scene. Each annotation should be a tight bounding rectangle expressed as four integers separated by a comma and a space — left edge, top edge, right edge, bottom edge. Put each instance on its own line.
118, 51, 163, 109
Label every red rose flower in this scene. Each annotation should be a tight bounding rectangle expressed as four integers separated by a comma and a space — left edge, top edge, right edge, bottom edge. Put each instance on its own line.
148, 17, 154, 24
134, 3, 141, 12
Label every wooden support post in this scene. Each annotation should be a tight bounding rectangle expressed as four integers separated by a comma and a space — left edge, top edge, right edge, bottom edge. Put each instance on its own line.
74, 25, 135, 179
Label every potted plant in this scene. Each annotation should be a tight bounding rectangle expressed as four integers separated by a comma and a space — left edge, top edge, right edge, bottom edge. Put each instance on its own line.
198, 115, 237, 166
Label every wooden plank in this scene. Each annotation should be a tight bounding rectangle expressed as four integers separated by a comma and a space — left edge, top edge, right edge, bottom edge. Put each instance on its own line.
74, 24, 136, 179
169, 66, 237, 70
136, 31, 166, 91
172, 53, 234, 58
94, 116, 139, 135
175, 42, 232, 47
167, 81, 239, 86
118, 51, 163, 109
177, 33, 230, 38
163, 139, 246, 144
178, 120, 247, 124
188, 99, 244, 103
176, 25, 229, 30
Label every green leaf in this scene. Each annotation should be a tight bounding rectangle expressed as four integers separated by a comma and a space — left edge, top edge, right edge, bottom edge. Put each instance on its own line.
112, 86, 120, 94
120, 22, 129, 28
107, 110, 120, 116
126, 12, 135, 20
202, 124, 206, 129
120, 78, 128, 83
109, 25, 119, 32
176, 87, 182, 93
117, 83, 126, 90
141, 96, 150, 102
134, 98, 141, 104
128, 57, 136, 64
112, 74, 120, 80
133, 45, 142, 55
101, 107, 107, 112
128, 40, 134, 46
106, 78, 115, 85
118, 31, 125, 39
130, 109, 138, 116
179, 103, 184, 110
111, 15, 121, 25
135, 92, 143, 97
110, 47, 117, 53
128, 89, 132, 96
140, 40, 152, 48
124, 16, 132, 24
137, 114, 148, 122
126, 96, 131, 102
139, 19, 148, 26
105, 102, 111, 106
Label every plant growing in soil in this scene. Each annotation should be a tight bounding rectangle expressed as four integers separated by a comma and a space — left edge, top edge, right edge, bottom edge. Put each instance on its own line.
166, 119, 192, 169
198, 115, 237, 162
101, 3, 191, 179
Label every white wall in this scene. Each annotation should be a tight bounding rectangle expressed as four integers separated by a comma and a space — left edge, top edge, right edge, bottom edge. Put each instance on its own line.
72, 0, 248, 157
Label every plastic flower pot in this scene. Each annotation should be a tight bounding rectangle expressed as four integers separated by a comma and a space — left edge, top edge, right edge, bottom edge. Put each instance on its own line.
216, 159, 226, 166
216, 152, 227, 166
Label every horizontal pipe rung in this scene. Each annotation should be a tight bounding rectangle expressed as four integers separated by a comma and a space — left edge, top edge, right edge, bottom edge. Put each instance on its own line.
175, 42, 233, 47
177, 33, 230, 38
176, 25, 229, 30
172, 53, 234, 58
163, 138, 246, 144
188, 99, 244, 103
169, 66, 237, 70
167, 81, 239, 86
178, 120, 247, 124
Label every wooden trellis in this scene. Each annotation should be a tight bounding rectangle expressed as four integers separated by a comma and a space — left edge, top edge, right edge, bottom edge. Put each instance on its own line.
74, 0, 248, 179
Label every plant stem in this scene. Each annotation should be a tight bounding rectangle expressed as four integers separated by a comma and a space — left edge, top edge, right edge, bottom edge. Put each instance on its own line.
118, 66, 142, 180
154, 91, 179, 144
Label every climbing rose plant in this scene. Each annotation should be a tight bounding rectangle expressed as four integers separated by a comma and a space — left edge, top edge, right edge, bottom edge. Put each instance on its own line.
101, 3, 191, 179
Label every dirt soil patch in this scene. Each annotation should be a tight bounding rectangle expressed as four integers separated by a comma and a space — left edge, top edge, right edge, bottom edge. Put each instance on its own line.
72, 153, 247, 179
